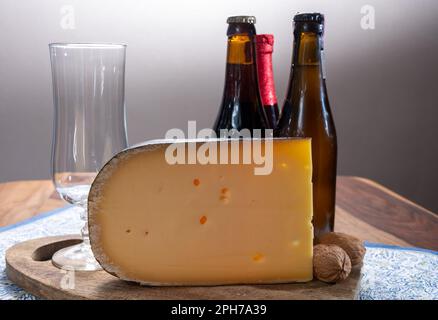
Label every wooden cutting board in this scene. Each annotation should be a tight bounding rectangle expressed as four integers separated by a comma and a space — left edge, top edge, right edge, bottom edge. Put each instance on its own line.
5, 235, 362, 300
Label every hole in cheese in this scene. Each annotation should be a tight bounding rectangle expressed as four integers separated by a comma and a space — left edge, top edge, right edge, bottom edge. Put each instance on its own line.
219, 187, 231, 204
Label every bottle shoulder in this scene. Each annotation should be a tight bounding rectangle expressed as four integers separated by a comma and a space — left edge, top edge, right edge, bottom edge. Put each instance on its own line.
276, 97, 336, 138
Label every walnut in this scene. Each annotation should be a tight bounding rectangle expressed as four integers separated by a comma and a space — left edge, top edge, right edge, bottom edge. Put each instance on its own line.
319, 232, 366, 266
313, 244, 352, 283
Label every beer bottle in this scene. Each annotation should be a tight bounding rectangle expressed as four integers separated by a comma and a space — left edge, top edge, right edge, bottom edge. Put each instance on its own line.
256, 34, 279, 129
275, 13, 337, 240
214, 16, 269, 136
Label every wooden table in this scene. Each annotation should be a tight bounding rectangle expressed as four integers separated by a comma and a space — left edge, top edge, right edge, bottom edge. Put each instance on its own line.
0, 177, 437, 250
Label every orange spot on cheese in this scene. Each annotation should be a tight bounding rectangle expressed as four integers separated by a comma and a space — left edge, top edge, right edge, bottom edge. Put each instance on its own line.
252, 253, 264, 262
193, 178, 200, 186
199, 216, 207, 225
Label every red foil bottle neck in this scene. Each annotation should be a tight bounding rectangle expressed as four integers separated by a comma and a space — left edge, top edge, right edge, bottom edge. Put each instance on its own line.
256, 34, 277, 106
256, 34, 274, 53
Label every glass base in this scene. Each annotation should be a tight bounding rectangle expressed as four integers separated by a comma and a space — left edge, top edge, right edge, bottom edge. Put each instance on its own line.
52, 242, 102, 271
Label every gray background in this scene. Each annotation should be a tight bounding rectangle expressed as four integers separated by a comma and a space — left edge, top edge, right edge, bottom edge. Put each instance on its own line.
1, 0, 437, 212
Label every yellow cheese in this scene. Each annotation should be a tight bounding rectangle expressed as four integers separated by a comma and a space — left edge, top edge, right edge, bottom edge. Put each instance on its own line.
88, 138, 313, 285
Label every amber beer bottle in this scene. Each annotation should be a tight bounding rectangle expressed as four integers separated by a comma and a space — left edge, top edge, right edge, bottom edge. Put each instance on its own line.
275, 13, 337, 240
214, 16, 269, 135
256, 34, 279, 129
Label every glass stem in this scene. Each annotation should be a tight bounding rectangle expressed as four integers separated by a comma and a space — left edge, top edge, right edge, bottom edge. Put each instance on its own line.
79, 204, 90, 245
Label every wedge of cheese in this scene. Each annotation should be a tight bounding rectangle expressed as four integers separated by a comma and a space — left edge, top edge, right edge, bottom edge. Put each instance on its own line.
88, 138, 313, 285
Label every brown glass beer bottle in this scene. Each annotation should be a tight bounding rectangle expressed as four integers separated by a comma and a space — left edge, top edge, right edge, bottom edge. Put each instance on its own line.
275, 13, 337, 240
214, 16, 269, 136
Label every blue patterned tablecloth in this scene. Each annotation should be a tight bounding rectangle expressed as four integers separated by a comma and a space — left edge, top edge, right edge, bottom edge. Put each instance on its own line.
0, 206, 437, 300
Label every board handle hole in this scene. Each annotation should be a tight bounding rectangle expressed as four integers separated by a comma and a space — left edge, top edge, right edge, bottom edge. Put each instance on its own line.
32, 239, 83, 261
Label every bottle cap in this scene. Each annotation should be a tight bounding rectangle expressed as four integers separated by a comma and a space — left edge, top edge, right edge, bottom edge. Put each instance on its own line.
256, 34, 274, 45
227, 16, 256, 24
256, 34, 274, 53
293, 13, 324, 24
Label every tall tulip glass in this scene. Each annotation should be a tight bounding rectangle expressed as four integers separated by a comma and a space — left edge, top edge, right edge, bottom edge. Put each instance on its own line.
49, 43, 128, 271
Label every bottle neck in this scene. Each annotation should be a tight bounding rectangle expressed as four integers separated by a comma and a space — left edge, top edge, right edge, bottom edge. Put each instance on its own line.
293, 31, 324, 68
286, 30, 326, 100
256, 36, 277, 107
223, 33, 260, 101
226, 34, 254, 64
